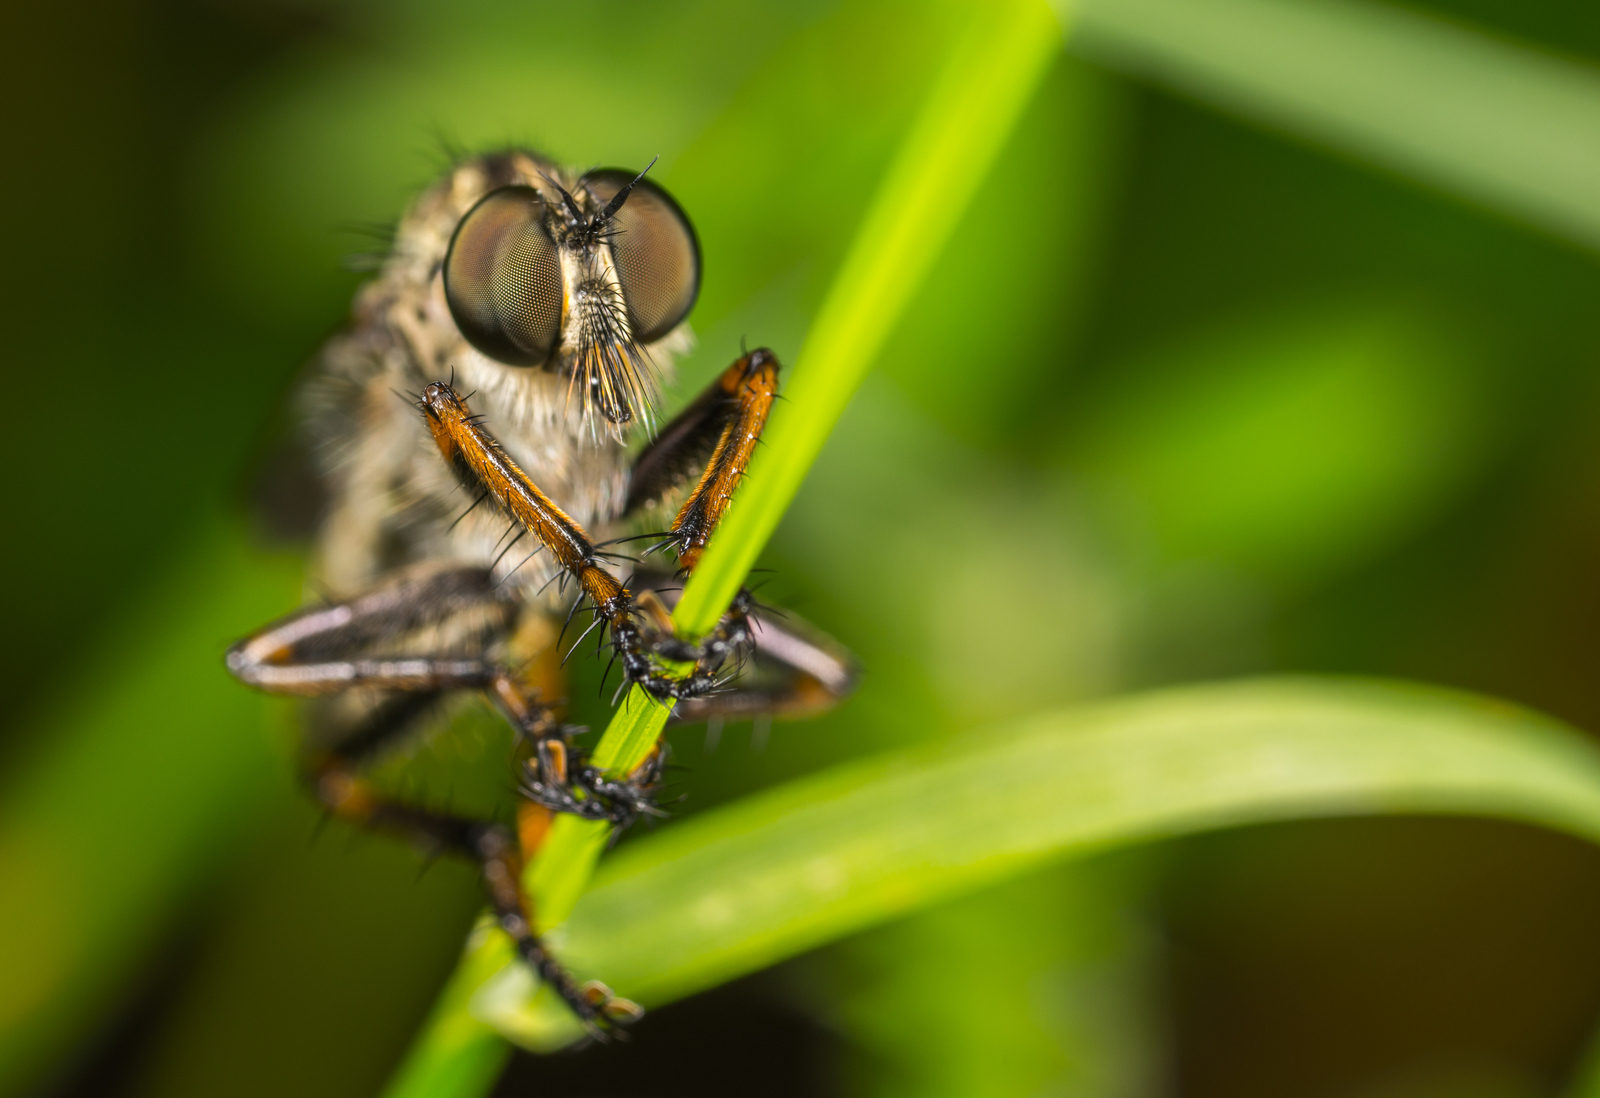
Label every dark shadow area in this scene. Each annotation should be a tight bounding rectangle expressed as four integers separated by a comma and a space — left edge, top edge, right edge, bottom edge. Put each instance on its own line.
1164, 816, 1600, 1098
491, 971, 839, 1098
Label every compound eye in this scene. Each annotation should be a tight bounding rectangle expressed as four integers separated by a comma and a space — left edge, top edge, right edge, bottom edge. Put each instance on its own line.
581, 169, 700, 343
444, 186, 563, 366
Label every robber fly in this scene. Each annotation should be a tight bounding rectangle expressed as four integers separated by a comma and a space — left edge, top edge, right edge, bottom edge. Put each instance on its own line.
226, 150, 855, 1034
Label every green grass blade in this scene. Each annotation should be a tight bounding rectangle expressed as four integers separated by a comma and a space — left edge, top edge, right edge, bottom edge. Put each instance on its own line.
533, 0, 1063, 965
670, 0, 1065, 637
528, 0, 1065, 942
381, 3, 1067, 1091
1071, 0, 1600, 250
377, 927, 514, 1098
532, 0, 1064, 937
476, 677, 1600, 1048
526, 693, 673, 932
528, 0, 1075, 934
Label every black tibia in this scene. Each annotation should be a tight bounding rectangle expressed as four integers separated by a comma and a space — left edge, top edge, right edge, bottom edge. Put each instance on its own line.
521, 728, 670, 833
637, 577, 859, 726
672, 611, 858, 723
225, 563, 641, 1031
475, 824, 642, 1033
315, 765, 640, 1033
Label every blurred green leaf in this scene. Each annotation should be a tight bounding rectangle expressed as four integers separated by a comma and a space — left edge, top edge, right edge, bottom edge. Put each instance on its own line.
821, 857, 1166, 1098
122, 801, 485, 1098
785, 381, 1133, 732
670, 0, 1067, 636
1071, 0, 1600, 249
1073, 299, 1490, 584
0, 517, 302, 1095
476, 677, 1600, 1050
873, 56, 1125, 451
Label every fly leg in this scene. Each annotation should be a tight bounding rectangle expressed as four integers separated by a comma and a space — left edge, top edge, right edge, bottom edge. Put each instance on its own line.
413, 350, 846, 828
638, 578, 857, 726
519, 723, 670, 832
627, 349, 857, 722
644, 347, 780, 574
225, 564, 640, 1033
416, 382, 720, 702
621, 346, 785, 681
509, 349, 787, 825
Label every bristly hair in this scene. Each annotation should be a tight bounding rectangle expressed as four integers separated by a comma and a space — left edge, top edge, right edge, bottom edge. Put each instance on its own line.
337, 218, 399, 272
542, 156, 658, 250
568, 278, 660, 435
425, 128, 472, 176
542, 156, 665, 434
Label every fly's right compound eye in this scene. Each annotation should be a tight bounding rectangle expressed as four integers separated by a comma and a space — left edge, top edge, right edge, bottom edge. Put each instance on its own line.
580, 169, 700, 343
444, 186, 564, 366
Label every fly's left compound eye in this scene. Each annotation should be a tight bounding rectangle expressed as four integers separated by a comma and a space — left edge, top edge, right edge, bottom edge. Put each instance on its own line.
444, 186, 564, 366
580, 169, 701, 342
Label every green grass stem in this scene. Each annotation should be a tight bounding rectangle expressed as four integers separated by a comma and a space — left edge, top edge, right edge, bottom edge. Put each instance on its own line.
475, 677, 1600, 1047
379, 3, 1065, 1094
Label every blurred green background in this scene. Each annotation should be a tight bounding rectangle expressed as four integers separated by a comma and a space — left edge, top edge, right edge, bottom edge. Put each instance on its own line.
6, 0, 1600, 1096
